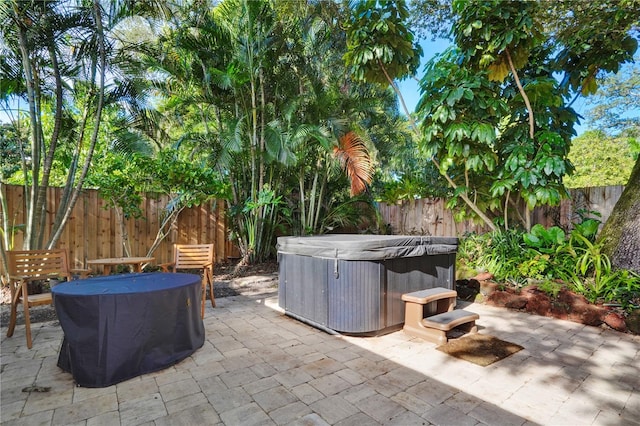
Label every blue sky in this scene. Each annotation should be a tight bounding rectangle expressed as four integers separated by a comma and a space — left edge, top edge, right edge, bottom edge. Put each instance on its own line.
396, 38, 451, 114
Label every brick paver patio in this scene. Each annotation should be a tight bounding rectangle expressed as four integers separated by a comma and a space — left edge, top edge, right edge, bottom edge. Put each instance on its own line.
1, 280, 639, 425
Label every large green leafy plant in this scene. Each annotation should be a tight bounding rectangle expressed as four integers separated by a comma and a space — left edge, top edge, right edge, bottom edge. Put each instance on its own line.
417, 0, 638, 231
458, 218, 640, 309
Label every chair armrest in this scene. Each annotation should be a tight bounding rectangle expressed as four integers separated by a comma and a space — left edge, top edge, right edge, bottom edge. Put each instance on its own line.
8, 274, 26, 284
158, 262, 175, 273
8, 274, 42, 284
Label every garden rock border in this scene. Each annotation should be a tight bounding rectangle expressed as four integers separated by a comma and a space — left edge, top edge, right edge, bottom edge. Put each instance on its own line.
456, 278, 640, 335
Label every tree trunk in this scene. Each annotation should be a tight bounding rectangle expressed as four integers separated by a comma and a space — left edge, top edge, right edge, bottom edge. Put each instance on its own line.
598, 158, 640, 273
0, 183, 9, 280
376, 58, 498, 231
47, 0, 105, 248
14, 11, 40, 249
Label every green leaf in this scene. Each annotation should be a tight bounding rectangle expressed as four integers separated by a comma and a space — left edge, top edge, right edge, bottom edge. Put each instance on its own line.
523, 233, 541, 247
505, 155, 520, 172
525, 192, 537, 210
521, 170, 532, 188
466, 155, 482, 170
544, 158, 554, 175
446, 87, 465, 106
547, 227, 566, 245
444, 122, 470, 142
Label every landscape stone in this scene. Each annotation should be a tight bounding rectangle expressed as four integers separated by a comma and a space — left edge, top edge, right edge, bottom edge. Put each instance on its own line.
603, 311, 627, 332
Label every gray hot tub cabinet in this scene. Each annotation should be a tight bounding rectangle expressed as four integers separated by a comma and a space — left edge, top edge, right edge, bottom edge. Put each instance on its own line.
277, 235, 458, 335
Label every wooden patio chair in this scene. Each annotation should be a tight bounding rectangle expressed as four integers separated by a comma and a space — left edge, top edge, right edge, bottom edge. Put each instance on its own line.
160, 244, 215, 318
6, 249, 91, 349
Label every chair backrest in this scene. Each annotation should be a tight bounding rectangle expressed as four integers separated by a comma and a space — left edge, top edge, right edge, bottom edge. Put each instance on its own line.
8, 249, 73, 282
173, 244, 214, 271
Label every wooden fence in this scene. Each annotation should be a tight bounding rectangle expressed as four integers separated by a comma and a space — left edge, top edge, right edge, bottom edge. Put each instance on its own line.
1, 184, 625, 275
378, 185, 625, 237
1, 185, 237, 275
377, 198, 490, 236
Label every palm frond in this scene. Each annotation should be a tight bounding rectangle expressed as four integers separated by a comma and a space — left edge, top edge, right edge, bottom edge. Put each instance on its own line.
109, 129, 154, 156
333, 131, 374, 196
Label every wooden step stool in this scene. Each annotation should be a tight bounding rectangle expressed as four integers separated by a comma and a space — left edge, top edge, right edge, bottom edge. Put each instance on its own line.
402, 287, 479, 344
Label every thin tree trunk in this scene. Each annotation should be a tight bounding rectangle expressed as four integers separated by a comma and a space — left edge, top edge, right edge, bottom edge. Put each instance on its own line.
0, 183, 10, 281
299, 173, 306, 235
13, 9, 39, 249
115, 207, 132, 257
505, 48, 535, 139
250, 78, 258, 201
33, 68, 46, 246
508, 196, 527, 227
146, 204, 186, 257
33, 33, 64, 248
51, 89, 92, 237
377, 59, 498, 231
313, 174, 327, 232
246, 7, 258, 204
504, 190, 510, 230
51, 32, 92, 245
259, 67, 266, 195
48, 0, 106, 248
308, 162, 320, 231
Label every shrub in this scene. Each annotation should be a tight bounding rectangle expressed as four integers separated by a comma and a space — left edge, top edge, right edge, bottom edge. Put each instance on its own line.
457, 220, 640, 310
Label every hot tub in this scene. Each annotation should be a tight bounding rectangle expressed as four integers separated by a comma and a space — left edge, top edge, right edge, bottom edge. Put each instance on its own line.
277, 235, 458, 335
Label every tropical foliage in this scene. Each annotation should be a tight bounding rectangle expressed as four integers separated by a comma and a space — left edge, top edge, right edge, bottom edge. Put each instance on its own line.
1, 0, 639, 272
458, 220, 640, 309
143, 0, 388, 262
564, 131, 637, 188
0, 0, 167, 255
417, 0, 639, 231
1, 0, 402, 266
88, 150, 227, 257
586, 60, 640, 136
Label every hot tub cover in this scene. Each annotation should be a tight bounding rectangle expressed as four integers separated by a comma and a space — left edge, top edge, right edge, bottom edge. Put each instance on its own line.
277, 234, 458, 261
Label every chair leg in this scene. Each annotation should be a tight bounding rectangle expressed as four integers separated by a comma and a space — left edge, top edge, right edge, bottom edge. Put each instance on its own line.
6, 283, 21, 338
22, 287, 33, 349
207, 270, 215, 308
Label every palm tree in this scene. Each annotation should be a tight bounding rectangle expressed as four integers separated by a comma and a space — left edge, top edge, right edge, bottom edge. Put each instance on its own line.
138, 0, 392, 261
0, 0, 169, 253
0, 0, 109, 250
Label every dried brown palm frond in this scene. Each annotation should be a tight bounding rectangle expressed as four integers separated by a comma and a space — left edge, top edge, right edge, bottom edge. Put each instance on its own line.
333, 131, 374, 196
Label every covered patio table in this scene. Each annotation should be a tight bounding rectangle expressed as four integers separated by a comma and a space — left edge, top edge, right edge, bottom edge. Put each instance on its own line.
52, 272, 204, 387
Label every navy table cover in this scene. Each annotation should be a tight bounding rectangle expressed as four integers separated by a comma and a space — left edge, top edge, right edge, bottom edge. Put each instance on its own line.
52, 272, 205, 387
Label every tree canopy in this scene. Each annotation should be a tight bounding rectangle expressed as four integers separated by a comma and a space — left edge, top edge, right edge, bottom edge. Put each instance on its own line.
586, 60, 640, 136
1, 0, 401, 264
416, 0, 639, 230
1, 0, 639, 268
564, 131, 637, 189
